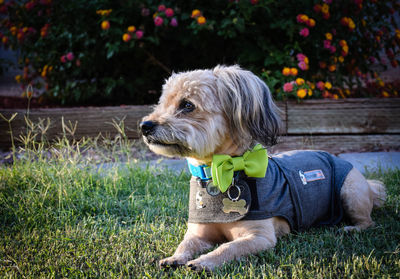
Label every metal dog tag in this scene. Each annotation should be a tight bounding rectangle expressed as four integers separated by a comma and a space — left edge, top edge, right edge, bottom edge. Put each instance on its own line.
222, 198, 248, 215
205, 180, 221, 196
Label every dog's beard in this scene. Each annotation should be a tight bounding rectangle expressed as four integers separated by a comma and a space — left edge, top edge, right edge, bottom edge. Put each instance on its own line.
142, 124, 191, 157
144, 136, 190, 157
142, 118, 226, 159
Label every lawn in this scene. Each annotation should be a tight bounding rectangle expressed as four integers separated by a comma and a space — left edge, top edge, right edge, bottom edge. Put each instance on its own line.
1, 145, 400, 278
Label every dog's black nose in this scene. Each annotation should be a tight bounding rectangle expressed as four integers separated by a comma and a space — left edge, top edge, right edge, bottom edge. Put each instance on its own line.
140, 121, 157, 136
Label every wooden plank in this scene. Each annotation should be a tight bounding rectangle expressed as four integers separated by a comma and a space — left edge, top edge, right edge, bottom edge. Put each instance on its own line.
1, 99, 400, 152
0, 104, 288, 150
0, 106, 153, 149
287, 98, 400, 134
270, 134, 400, 155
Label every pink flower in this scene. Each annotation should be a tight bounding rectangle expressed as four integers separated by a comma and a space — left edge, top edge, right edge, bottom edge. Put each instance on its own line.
283, 82, 294, 93
298, 61, 308, 70
60, 55, 67, 63
135, 30, 143, 39
296, 53, 306, 61
165, 8, 174, 17
323, 0, 332, 3
329, 46, 336, 53
66, 52, 74, 61
296, 14, 305, 23
158, 4, 166, 12
299, 28, 309, 37
323, 39, 331, 49
317, 81, 325, 91
154, 16, 164, 26
170, 18, 178, 27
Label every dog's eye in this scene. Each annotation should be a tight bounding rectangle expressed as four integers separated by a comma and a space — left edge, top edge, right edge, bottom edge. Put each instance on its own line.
179, 100, 195, 113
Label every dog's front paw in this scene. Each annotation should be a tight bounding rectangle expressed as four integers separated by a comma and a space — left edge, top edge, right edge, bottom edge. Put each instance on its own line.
159, 256, 187, 269
186, 258, 215, 272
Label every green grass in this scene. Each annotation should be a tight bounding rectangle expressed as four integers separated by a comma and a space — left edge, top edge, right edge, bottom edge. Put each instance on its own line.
1, 155, 400, 278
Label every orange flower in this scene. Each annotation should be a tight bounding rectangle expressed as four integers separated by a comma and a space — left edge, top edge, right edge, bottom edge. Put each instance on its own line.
15, 75, 22, 83
300, 14, 309, 22
328, 65, 336, 72
41, 65, 49, 78
307, 18, 316, 27
338, 56, 344, 63
282, 67, 291, 76
321, 3, 329, 14
307, 89, 313, 97
325, 82, 332, 90
296, 78, 305, 85
122, 33, 131, 42
191, 9, 201, 18
10, 26, 17, 36
297, 89, 307, 99
197, 16, 206, 25
127, 26, 136, 33
325, 33, 333, 40
96, 9, 112, 16
101, 20, 110, 30
339, 40, 347, 47
348, 19, 356, 30
290, 68, 298, 76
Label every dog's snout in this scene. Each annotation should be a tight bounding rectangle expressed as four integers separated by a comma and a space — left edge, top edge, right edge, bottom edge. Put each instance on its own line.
140, 120, 157, 136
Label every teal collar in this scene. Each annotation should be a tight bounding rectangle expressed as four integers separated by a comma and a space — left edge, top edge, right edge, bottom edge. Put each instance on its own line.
187, 161, 212, 181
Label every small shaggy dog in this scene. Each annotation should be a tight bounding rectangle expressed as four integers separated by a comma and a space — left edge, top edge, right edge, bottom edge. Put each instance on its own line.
140, 65, 386, 271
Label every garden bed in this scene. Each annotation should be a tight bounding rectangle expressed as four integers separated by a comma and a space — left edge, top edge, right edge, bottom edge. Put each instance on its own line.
1, 98, 399, 154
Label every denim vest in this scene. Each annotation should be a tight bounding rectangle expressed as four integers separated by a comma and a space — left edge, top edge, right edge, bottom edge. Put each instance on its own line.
188, 150, 353, 231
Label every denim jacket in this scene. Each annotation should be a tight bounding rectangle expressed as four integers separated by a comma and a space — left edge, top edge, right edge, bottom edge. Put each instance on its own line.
188, 150, 353, 231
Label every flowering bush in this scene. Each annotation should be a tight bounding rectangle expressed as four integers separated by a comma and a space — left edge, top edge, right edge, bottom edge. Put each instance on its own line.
0, 0, 399, 104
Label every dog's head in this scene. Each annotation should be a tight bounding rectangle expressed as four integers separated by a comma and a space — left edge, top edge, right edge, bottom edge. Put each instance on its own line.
140, 65, 281, 163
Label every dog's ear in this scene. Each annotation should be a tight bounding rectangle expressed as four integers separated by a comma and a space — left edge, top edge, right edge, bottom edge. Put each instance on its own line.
213, 65, 281, 147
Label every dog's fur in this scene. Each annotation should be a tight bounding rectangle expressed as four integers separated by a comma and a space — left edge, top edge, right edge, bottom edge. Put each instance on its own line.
141, 65, 386, 271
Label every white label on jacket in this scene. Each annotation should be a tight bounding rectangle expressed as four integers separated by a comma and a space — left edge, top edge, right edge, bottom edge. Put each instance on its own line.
303, 169, 325, 182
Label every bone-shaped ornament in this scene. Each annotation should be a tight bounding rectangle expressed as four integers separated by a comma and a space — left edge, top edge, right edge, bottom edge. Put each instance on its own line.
222, 198, 248, 215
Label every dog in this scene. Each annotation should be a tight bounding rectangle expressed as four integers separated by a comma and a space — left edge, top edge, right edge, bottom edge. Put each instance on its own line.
140, 65, 386, 271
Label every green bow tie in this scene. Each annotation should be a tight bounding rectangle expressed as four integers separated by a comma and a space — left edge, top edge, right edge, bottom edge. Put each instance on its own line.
211, 144, 268, 193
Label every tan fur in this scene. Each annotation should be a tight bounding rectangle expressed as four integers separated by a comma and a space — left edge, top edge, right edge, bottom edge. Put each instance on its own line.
141, 65, 386, 271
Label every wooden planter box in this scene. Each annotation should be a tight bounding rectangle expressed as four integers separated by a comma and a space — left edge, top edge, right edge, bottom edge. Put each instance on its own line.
1, 99, 399, 154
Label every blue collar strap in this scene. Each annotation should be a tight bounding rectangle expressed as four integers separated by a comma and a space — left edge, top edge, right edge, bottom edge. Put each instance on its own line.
187, 161, 212, 181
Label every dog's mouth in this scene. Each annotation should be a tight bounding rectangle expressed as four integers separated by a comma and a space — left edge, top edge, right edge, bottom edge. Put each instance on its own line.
147, 139, 180, 148
144, 137, 190, 157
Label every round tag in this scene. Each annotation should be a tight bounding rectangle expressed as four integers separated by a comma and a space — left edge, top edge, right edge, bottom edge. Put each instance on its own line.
205, 180, 221, 196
